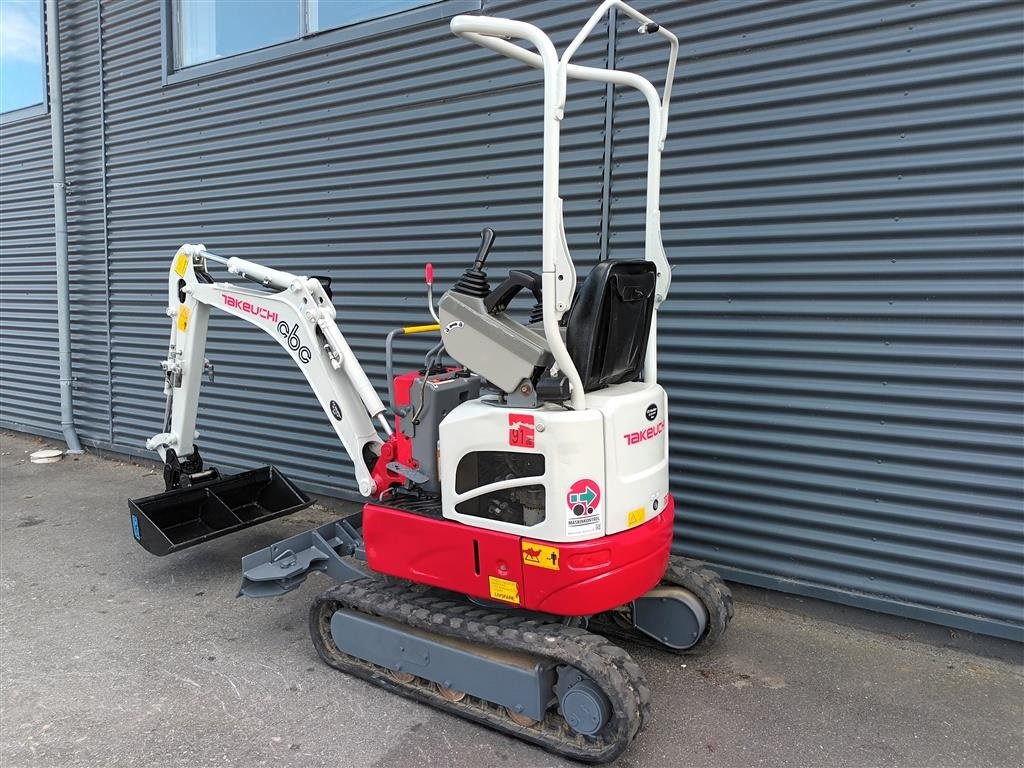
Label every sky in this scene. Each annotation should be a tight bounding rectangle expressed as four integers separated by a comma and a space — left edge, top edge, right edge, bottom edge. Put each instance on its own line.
0, 0, 45, 114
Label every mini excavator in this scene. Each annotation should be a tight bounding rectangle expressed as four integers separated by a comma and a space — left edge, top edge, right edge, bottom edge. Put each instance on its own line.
128, 3, 733, 761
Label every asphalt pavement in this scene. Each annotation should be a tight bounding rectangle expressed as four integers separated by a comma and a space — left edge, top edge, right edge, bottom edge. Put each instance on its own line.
1, 431, 1021, 768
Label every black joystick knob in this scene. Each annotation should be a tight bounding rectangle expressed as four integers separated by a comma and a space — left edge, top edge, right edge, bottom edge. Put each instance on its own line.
452, 228, 495, 298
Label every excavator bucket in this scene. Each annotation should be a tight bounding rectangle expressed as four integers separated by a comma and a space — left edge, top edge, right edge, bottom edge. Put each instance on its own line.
128, 466, 311, 556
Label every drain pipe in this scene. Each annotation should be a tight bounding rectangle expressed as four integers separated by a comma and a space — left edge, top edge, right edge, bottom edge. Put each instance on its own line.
45, 0, 83, 453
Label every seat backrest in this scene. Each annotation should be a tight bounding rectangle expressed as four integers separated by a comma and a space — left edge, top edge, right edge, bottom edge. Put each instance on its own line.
565, 260, 657, 392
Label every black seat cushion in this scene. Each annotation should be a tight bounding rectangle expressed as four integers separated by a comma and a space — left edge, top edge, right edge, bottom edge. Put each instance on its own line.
565, 260, 657, 392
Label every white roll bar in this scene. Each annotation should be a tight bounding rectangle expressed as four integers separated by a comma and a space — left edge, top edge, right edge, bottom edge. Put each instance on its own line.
451, 1, 677, 408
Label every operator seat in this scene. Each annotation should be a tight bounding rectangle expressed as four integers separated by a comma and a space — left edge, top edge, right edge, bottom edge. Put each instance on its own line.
565, 260, 657, 392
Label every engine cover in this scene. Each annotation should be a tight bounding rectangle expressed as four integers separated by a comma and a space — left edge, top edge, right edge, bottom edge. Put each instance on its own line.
438, 381, 669, 542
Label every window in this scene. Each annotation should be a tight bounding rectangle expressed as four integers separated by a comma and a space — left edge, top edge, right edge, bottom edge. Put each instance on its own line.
173, 0, 437, 69
0, 0, 45, 116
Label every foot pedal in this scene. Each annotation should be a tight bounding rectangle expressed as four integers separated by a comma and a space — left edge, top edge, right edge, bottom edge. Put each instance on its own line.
128, 466, 311, 556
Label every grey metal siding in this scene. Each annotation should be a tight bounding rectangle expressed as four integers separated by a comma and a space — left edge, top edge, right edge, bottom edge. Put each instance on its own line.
0, 0, 1020, 640
98, 0, 610, 494
609, 0, 1024, 639
0, 114, 59, 435
0, 1, 109, 443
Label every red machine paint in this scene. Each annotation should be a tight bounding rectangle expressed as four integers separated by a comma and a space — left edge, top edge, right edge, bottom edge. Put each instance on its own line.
362, 497, 674, 615
370, 431, 417, 494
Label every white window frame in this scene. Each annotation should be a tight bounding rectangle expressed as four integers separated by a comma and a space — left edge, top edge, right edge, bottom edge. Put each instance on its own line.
0, 0, 48, 124
162, 0, 480, 85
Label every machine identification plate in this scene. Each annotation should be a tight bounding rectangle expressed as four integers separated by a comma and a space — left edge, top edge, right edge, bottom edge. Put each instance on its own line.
521, 541, 559, 570
488, 576, 521, 604
566, 478, 602, 536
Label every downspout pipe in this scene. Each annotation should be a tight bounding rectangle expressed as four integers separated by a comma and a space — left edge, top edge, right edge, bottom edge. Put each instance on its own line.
45, 0, 83, 453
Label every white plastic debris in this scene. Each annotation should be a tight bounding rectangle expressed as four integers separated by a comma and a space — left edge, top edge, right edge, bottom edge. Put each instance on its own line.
29, 448, 64, 464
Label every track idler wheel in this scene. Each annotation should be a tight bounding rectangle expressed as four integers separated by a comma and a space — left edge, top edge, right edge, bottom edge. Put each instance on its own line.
588, 555, 734, 655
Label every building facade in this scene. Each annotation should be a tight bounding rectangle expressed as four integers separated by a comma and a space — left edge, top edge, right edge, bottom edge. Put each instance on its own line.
1, 0, 1021, 640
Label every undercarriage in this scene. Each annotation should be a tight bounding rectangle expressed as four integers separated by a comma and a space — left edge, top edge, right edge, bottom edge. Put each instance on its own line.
308, 553, 731, 763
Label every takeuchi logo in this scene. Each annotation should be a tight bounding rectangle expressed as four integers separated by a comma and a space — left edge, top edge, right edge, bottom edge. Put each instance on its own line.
624, 421, 665, 445
222, 294, 278, 323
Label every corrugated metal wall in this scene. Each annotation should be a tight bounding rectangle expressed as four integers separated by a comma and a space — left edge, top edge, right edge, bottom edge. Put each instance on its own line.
0, 79, 59, 434
609, 0, 1023, 639
0, 1, 110, 442
0, 0, 1020, 640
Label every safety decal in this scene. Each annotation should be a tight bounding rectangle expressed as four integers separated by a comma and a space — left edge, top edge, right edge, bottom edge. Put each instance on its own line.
177, 305, 190, 332
173, 253, 188, 277
566, 478, 602, 536
627, 507, 645, 528
521, 540, 559, 571
508, 413, 535, 448
487, 576, 520, 604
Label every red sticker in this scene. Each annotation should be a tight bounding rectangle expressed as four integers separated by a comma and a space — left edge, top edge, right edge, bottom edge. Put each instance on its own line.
508, 413, 535, 448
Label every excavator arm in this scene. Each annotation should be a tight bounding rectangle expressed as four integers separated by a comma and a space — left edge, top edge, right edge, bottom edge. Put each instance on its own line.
146, 243, 389, 498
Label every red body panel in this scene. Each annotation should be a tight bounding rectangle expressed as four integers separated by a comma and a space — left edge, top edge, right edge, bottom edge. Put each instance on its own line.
362, 497, 674, 616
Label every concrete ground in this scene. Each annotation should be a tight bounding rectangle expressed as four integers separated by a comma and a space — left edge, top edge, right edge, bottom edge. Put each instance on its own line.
1, 431, 1021, 768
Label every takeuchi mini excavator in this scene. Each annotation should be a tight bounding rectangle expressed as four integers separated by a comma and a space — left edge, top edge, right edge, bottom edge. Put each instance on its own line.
127, 3, 732, 762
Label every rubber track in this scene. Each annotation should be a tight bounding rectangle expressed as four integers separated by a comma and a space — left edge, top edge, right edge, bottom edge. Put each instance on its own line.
309, 579, 652, 764
588, 555, 735, 655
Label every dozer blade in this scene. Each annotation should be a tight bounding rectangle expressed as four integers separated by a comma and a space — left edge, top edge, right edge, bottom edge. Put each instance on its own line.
128, 466, 311, 556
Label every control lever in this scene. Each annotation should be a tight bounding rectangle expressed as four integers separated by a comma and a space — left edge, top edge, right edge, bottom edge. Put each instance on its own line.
451, 227, 496, 299
473, 227, 496, 270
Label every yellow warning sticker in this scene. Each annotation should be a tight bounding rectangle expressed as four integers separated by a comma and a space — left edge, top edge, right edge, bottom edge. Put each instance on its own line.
177, 305, 190, 332
173, 253, 189, 277
521, 540, 560, 571
487, 576, 520, 604
627, 507, 646, 528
